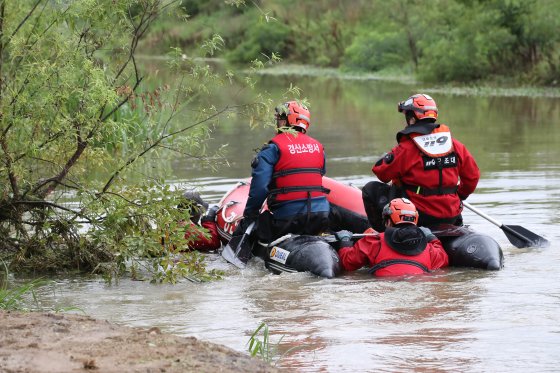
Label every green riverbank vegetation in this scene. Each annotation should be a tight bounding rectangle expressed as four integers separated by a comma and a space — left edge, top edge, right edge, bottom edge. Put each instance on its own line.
153, 0, 560, 86
0, 0, 283, 282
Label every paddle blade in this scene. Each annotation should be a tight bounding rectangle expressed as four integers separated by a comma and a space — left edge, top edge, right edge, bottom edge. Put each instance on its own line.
221, 222, 255, 268
221, 236, 247, 269
502, 224, 550, 248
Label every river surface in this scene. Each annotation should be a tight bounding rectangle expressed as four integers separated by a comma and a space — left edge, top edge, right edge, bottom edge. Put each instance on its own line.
36, 72, 560, 372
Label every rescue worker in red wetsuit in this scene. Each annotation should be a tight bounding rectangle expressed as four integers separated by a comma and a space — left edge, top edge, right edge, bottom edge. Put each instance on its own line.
179, 191, 222, 252
362, 94, 480, 232
232, 100, 330, 243
334, 198, 449, 276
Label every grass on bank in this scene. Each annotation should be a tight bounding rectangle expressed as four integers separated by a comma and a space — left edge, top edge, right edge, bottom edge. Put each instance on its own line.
1, 260, 82, 313
247, 321, 305, 366
249, 64, 560, 98
1, 261, 50, 311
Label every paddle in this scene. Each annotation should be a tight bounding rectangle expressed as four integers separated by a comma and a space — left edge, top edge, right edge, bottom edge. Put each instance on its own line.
221, 221, 256, 269
321, 232, 377, 243
462, 201, 549, 248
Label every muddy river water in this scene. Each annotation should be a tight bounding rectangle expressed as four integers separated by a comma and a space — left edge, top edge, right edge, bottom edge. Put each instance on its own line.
36, 75, 560, 372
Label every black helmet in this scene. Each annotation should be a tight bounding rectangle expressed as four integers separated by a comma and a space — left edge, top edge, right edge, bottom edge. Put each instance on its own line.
179, 191, 208, 223
181, 190, 208, 210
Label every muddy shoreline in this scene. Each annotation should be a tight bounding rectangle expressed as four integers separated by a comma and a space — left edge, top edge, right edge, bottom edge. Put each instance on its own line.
0, 311, 282, 373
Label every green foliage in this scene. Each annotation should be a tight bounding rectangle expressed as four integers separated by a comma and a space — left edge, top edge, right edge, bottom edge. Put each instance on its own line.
82, 182, 225, 284
1, 260, 83, 312
0, 261, 50, 311
0, 279, 46, 311
248, 322, 273, 362
247, 321, 304, 366
417, 1, 516, 82
226, 18, 290, 64
279, 5, 354, 67
344, 30, 410, 72
0, 0, 273, 282
491, 0, 560, 84
149, 0, 560, 84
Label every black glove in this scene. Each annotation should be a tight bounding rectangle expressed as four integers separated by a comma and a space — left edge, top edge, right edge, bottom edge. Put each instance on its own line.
201, 205, 219, 223
419, 226, 437, 242
232, 214, 258, 237
334, 230, 354, 250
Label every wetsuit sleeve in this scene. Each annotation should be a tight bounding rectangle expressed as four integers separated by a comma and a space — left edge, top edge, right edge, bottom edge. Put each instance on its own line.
243, 143, 279, 217
455, 140, 480, 200
372, 143, 408, 183
427, 239, 449, 270
338, 235, 381, 271
185, 221, 221, 252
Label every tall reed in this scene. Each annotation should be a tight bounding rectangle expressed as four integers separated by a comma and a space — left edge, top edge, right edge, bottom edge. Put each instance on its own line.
0, 260, 51, 311
247, 322, 305, 366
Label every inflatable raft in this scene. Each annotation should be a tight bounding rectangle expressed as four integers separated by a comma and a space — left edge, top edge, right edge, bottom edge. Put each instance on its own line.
214, 177, 369, 242
214, 179, 251, 243
215, 177, 504, 277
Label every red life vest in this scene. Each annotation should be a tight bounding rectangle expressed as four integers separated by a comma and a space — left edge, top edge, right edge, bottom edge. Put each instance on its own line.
268, 132, 328, 203
369, 232, 433, 276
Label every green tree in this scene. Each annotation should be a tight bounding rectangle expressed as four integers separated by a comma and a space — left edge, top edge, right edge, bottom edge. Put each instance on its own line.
417, 1, 515, 82
343, 30, 410, 72
491, 0, 560, 84
0, 0, 271, 282
226, 17, 291, 63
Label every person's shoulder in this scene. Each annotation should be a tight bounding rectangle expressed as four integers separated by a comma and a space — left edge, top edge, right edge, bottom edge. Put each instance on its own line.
261, 141, 279, 151
256, 142, 280, 163
395, 137, 415, 151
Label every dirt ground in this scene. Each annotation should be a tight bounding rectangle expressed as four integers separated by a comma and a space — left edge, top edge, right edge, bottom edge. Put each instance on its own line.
0, 311, 283, 373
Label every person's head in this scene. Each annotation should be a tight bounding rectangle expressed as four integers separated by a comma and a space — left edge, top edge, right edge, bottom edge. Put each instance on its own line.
397, 93, 438, 126
178, 190, 208, 223
382, 197, 419, 227
274, 100, 311, 133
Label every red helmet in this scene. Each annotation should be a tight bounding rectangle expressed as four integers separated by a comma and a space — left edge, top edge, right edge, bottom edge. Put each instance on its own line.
382, 198, 419, 225
397, 94, 438, 121
275, 101, 311, 131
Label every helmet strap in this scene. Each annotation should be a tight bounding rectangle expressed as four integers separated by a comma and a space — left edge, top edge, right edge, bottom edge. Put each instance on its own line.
405, 112, 416, 126
293, 125, 306, 133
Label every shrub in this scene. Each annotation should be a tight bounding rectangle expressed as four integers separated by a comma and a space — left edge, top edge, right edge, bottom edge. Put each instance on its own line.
343, 30, 410, 72
227, 19, 291, 64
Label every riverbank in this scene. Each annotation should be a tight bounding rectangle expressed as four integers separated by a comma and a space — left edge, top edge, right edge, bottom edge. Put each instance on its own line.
249, 64, 560, 98
0, 311, 282, 373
